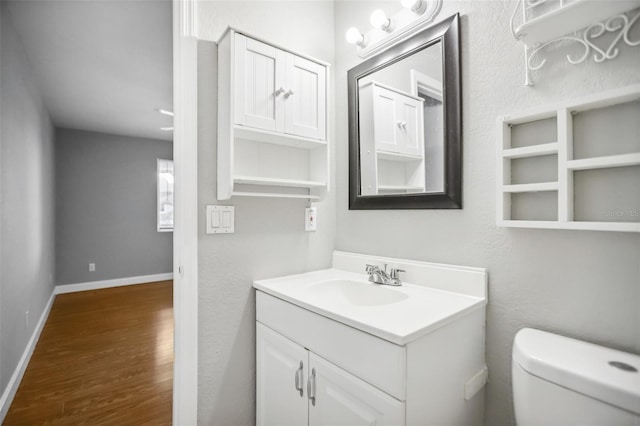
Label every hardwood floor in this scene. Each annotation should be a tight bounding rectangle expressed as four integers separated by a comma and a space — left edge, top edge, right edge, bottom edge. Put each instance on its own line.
4, 281, 173, 425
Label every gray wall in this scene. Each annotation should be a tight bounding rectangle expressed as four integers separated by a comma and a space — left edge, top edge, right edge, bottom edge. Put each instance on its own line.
0, 4, 56, 393
334, 1, 640, 425
55, 128, 173, 285
196, 2, 335, 424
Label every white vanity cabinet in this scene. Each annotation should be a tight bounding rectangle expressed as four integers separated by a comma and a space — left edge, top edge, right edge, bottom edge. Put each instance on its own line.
257, 323, 404, 426
218, 28, 330, 201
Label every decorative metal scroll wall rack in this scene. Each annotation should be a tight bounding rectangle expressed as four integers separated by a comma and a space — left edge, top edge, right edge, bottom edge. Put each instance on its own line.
510, 0, 640, 86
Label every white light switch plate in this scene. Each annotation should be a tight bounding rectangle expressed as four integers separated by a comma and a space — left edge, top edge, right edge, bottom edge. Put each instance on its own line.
207, 205, 235, 234
305, 207, 317, 231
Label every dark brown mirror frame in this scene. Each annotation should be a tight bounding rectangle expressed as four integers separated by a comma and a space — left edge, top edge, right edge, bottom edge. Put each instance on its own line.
348, 13, 461, 210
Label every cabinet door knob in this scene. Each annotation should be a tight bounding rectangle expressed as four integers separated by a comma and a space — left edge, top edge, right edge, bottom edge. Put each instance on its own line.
307, 368, 316, 406
285, 89, 295, 98
274, 87, 286, 96
396, 120, 403, 128
294, 361, 304, 397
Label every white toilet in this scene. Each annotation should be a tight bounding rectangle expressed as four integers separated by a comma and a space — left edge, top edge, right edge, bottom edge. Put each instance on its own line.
512, 328, 640, 425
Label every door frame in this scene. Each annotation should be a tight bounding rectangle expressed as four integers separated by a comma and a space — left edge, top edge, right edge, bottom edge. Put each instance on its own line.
172, 0, 198, 424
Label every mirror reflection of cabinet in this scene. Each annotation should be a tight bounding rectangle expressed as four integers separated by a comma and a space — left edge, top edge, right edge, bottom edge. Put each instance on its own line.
359, 82, 425, 195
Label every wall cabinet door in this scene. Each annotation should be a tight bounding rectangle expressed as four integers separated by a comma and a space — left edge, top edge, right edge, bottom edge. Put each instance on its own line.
284, 53, 326, 140
234, 34, 285, 133
308, 353, 405, 426
235, 34, 326, 141
256, 323, 308, 426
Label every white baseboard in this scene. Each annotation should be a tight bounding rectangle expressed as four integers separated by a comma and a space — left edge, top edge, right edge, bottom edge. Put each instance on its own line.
55, 272, 174, 294
0, 291, 55, 423
0, 272, 174, 421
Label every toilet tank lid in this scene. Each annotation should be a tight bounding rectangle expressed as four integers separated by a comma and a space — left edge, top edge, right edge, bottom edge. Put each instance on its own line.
513, 328, 640, 416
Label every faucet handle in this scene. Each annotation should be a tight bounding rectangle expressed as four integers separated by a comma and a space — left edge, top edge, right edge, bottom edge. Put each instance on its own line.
390, 268, 405, 279
365, 264, 377, 274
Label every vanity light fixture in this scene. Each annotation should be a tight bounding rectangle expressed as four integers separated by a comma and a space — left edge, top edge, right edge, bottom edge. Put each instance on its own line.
401, 0, 427, 14
346, 0, 442, 58
370, 9, 393, 32
345, 27, 366, 46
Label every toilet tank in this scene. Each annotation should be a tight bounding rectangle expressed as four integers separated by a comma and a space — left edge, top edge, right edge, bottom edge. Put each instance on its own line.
512, 328, 640, 426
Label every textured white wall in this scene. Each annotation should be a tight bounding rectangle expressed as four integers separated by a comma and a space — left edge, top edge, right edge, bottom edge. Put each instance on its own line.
196, 2, 335, 424
0, 4, 56, 394
334, 1, 640, 425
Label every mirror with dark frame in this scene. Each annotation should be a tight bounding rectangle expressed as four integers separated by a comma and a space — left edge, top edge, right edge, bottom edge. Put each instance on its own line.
348, 13, 461, 209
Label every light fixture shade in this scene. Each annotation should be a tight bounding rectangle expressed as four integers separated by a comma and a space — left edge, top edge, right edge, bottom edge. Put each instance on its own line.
401, 0, 427, 14
370, 9, 392, 31
345, 27, 365, 46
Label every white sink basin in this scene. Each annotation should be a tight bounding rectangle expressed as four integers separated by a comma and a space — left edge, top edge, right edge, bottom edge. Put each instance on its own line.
308, 279, 409, 306
254, 267, 486, 345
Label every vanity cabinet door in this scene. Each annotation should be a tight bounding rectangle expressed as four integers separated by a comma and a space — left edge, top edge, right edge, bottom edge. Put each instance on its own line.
308, 353, 405, 426
234, 34, 286, 133
256, 323, 308, 426
284, 53, 326, 140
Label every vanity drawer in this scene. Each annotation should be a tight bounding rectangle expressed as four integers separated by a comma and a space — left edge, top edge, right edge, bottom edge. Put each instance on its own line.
256, 291, 406, 400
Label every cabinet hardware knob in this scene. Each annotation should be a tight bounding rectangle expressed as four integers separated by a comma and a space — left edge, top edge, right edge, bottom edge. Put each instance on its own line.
285, 89, 295, 98
274, 87, 287, 96
307, 368, 316, 406
294, 361, 304, 397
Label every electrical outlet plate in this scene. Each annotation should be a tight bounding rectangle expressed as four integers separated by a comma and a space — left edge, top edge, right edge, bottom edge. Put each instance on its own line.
305, 207, 317, 231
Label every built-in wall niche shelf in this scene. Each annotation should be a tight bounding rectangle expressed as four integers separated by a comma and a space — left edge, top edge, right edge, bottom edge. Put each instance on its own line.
510, 0, 640, 85
497, 84, 640, 233
217, 28, 330, 201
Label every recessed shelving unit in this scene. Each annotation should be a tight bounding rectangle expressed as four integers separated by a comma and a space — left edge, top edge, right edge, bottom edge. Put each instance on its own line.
497, 85, 640, 233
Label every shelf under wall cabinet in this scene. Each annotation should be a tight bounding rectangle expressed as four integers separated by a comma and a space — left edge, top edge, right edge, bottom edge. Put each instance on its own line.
234, 176, 327, 189
231, 191, 321, 200
234, 126, 327, 150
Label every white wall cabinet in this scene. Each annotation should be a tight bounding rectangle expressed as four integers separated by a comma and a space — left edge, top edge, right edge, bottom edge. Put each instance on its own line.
256, 323, 404, 426
359, 81, 425, 195
218, 28, 329, 200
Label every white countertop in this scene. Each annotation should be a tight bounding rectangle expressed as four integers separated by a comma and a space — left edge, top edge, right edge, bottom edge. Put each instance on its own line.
253, 268, 486, 345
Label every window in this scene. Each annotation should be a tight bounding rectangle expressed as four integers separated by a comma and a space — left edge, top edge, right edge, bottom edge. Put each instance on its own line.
157, 159, 174, 232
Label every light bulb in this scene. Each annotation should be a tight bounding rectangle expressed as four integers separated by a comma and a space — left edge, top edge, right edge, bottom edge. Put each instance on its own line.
401, 0, 427, 14
345, 27, 365, 46
370, 9, 392, 31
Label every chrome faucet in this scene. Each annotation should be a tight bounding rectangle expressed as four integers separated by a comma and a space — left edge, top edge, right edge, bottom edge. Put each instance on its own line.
365, 264, 405, 286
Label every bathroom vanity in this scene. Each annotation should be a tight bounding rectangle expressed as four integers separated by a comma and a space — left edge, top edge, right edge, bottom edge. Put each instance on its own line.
253, 251, 488, 425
